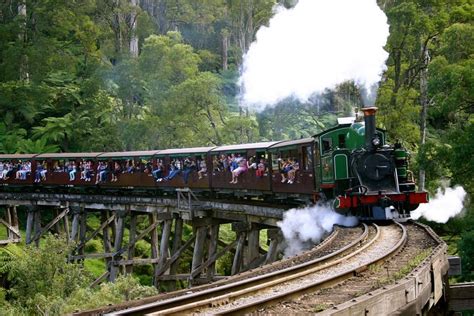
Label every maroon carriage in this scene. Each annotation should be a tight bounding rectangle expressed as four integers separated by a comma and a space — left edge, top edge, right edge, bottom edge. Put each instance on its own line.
210, 142, 279, 195
0, 154, 37, 186
269, 138, 316, 199
155, 147, 216, 191
35, 152, 102, 186
96, 151, 160, 188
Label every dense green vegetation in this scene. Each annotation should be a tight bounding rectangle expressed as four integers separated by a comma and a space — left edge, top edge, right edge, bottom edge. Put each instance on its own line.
0, 0, 472, 313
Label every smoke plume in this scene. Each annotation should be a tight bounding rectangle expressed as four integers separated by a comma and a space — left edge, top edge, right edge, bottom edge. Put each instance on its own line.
239, 0, 389, 109
411, 186, 467, 223
277, 203, 358, 257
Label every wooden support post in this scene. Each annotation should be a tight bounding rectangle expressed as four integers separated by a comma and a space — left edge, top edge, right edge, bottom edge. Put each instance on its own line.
126, 212, 138, 274
70, 206, 81, 243
149, 212, 159, 288
5, 206, 12, 240
54, 208, 62, 234
245, 224, 260, 268
231, 232, 246, 275
63, 205, 70, 242
78, 208, 87, 256
25, 206, 35, 245
158, 219, 172, 272
206, 223, 219, 280
168, 217, 183, 291
33, 207, 41, 247
264, 228, 282, 265
102, 211, 113, 255
190, 226, 208, 283
32, 207, 70, 244
109, 209, 126, 282
11, 206, 19, 238
191, 238, 237, 279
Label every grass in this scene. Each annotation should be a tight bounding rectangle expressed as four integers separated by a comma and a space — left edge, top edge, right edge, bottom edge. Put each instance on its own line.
376, 248, 433, 287
440, 235, 460, 255
312, 304, 328, 312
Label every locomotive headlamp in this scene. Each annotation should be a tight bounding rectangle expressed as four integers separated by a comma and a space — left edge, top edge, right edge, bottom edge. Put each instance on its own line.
372, 136, 381, 147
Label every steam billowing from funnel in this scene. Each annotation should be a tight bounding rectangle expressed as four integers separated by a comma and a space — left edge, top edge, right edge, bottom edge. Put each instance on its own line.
277, 203, 358, 257
239, 0, 389, 110
411, 186, 467, 223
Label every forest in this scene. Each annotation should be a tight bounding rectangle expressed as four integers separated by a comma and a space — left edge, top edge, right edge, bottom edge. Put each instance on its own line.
0, 0, 472, 314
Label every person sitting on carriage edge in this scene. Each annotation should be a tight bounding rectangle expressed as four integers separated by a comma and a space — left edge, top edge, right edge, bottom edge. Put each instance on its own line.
197, 159, 207, 179
182, 157, 196, 185
152, 161, 163, 181
163, 159, 181, 181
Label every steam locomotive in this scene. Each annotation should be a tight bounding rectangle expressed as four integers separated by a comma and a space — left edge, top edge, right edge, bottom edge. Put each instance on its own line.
0, 107, 427, 220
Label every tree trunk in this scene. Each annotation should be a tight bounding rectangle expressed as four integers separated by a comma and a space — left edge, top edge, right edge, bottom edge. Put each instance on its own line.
18, 1, 28, 81
418, 46, 430, 191
129, 0, 139, 57
221, 29, 229, 71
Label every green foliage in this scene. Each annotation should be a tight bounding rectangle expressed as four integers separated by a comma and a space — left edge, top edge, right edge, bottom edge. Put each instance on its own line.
0, 235, 158, 315
458, 229, 474, 281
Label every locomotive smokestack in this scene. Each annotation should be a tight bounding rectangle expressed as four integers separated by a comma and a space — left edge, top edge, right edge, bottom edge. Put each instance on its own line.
361, 107, 378, 151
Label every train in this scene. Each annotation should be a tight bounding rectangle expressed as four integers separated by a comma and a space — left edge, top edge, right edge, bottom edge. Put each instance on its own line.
0, 107, 428, 220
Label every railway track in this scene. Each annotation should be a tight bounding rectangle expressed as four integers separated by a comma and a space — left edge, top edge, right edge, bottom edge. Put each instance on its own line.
76, 225, 367, 316
103, 223, 400, 315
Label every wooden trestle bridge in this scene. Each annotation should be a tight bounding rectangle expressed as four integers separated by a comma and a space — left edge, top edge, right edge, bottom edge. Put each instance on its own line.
0, 190, 286, 287
1, 190, 472, 315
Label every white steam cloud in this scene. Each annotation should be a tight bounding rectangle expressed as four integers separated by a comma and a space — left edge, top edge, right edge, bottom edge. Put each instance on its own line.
239, 0, 389, 109
277, 203, 358, 257
411, 186, 467, 223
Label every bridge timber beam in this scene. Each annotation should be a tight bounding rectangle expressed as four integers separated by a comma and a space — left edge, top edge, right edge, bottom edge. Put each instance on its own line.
0, 191, 286, 290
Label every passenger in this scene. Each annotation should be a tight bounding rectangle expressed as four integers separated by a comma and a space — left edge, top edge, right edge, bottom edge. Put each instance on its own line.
15, 161, 23, 179
230, 157, 247, 184
40, 162, 47, 181
287, 159, 299, 184
197, 159, 207, 179
125, 160, 135, 173
0, 161, 3, 179
111, 161, 122, 182
248, 157, 257, 170
17, 161, 30, 180
163, 159, 181, 181
182, 157, 196, 185
84, 161, 92, 181
152, 160, 163, 181
35, 162, 43, 183
229, 154, 238, 172
256, 159, 266, 177
99, 162, 109, 182
80, 161, 86, 180
95, 162, 108, 184
280, 159, 292, 183
69, 161, 77, 181
3, 162, 13, 180
212, 156, 221, 172
220, 154, 228, 171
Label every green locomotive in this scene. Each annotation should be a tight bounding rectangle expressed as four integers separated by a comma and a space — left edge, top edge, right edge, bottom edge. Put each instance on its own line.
313, 107, 428, 220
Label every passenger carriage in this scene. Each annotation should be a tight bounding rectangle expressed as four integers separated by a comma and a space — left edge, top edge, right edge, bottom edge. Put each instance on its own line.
154, 147, 215, 191
96, 151, 159, 188
209, 142, 279, 195
35, 152, 102, 187
0, 154, 37, 186
269, 138, 315, 200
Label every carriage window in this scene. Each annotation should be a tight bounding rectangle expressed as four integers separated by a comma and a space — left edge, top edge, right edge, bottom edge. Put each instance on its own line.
322, 138, 332, 154
338, 134, 346, 149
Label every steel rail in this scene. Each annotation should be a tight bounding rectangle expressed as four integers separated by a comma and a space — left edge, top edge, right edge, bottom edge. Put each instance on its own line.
109, 224, 370, 316
74, 224, 345, 316
218, 222, 407, 315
